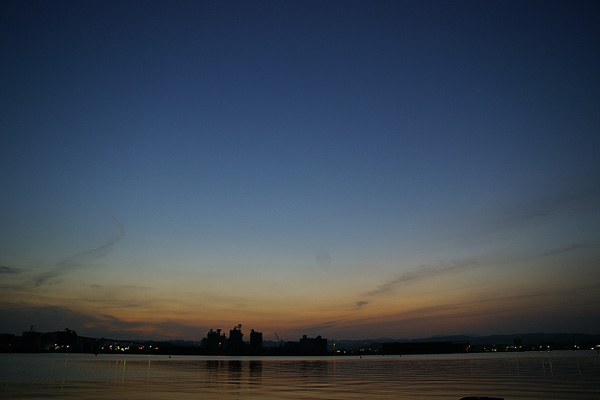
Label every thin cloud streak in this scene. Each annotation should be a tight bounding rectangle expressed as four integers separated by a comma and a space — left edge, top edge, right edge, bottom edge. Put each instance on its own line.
355, 301, 368, 309
362, 258, 482, 298
334, 284, 600, 337
478, 184, 600, 235
0, 301, 205, 340
32, 219, 125, 287
127, 233, 177, 242
0, 265, 21, 274
300, 320, 345, 334
429, 184, 600, 248
357, 241, 593, 308
519, 242, 591, 260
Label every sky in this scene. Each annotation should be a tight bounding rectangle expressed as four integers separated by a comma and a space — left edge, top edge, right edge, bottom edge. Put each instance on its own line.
1, 0, 599, 341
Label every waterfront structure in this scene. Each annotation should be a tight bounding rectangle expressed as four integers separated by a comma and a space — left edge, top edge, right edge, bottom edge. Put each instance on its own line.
283, 335, 328, 355
250, 329, 263, 350
228, 324, 244, 353
202, 328, 226, 353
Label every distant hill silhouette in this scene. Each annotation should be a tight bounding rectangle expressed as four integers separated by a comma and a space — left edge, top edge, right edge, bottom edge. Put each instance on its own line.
330, 333, 600, 353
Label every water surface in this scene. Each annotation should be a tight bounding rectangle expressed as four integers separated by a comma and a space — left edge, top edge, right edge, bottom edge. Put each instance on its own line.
1, 351, 599, 399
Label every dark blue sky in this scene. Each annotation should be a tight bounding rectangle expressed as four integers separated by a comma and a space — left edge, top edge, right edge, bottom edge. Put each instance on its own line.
1, 0, 599, 340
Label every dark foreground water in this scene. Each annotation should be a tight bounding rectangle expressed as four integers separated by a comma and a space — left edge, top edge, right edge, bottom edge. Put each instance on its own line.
1, 351, 599, 399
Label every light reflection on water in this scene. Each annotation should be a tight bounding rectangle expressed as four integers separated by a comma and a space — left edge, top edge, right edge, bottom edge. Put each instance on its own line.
1, 352, 599, 399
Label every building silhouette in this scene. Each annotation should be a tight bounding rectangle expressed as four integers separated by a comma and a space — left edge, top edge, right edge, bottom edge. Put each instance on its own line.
227, 324, 244, 354
250, 329, 263, 350
283, 335, 328, 355
202, 328, 226, 354
199, 325, 327, 356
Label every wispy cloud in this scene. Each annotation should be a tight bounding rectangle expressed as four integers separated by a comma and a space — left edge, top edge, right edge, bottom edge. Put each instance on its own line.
300, 320, 343, 333
126, 233, 177, 242
32, 218, 125, 287
350, 257, 487, 314
484, 184, 600, 231
355, 240, 594, 310
355, 301, 368, 309
336, 283, 600, 337
83, 312, 203, 339
0, 265, 21, 274
429, 184, 600, 249
362, 257, 482, 298
521, 242, 590, 260
0, 303, 99, 335
88, 284, 104, 289
0, 301, 204, 340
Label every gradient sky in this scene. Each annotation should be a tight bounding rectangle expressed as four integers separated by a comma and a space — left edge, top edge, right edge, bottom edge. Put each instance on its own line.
1, 0, 599, 341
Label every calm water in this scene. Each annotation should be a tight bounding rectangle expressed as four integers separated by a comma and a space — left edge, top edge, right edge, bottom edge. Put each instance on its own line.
1, 351, 599, 399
